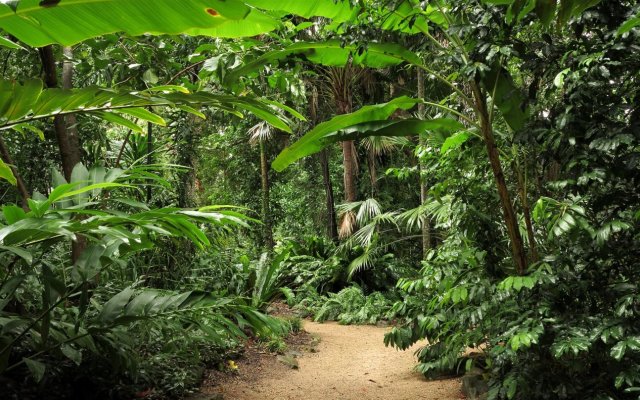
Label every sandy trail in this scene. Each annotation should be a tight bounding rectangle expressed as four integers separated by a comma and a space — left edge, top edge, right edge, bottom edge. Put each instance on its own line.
214, 321, 462, 400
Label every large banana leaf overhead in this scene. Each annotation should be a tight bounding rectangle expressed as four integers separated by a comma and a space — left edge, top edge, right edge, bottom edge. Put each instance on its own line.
0, 0, 357, 47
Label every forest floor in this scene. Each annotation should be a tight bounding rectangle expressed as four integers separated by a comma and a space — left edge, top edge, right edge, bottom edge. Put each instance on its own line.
192, 320, 464, 400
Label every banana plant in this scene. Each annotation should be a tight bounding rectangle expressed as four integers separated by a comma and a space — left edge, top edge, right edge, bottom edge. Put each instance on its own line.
0, 0, 357, 47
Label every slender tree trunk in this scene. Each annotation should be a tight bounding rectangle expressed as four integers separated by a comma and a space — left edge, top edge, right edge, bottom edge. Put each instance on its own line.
259, 140, 274, 249
310, 85, 338, 240
471, 82, 527, 275
336, 97, 357, 205
367, 149, 378, 197
326, 66, 358, 238
40, 45, 85, 263
40, 46, 82, 181
0, 137, 29, 210
341, 139, 357, 203
319, 149, 338, 240
337, 96, 356, 238
61, 47, 82, 167
513, 157, 538, 263
417, 68, 432, 258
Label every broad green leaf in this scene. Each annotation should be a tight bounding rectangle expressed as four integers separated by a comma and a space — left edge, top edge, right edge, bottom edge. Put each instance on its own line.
176, 105, 206, 119
97, 287, 135, 325
92, 111, 143, 132
226, 40, 422, 84
0, 35, 23, 49
0, 245, 33, 264
117, 108, 166, 126
617, 15, 640, 35
0, 0, 358, 48
4, 79, 42, 122
0, 79, 292, 134
243, 0, 357, 23
441, 131, 471, 154
480, 65, 529, 131
24, 358, 45, 382
272, 97, 427, 171
143, 85, 190, 94
49, 182, 131, 203
611, 341, 626, 361
11, 122, 44, 140
0, 159, 16, 185
2, 205, 26, 224
61, 344, 82, 366
0, 0, 279, 47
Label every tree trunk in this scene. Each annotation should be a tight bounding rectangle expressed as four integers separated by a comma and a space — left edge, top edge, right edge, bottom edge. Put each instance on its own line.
0, 137, 30, 210
513, 158, 538, 263
341, 140, 357, 203
259, 140, 274, 249
40, 46, 82, 181
471, 82, 527, 275
367, 149, 378, 197
336, 92, 357, 238
319, 149, 338, 241
417, 68, 432, 258
310, 84, 338, 241
39, 45, 85, 263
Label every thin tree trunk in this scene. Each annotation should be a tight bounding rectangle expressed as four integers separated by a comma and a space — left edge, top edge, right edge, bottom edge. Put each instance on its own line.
326, 66, 358, 238
61, 47, 82, 167
39, 46, 82, 181
0, 137, 29, 210
337, 95, 356, 238
367, 149, 378, 197
319, 149, 338, 241
471, 82, 527, 275
342, 140, 357, 203
336, 97, 356, 204
40, 45, 86, 264
259, 140, 274, 249
417, 68, 432, 257
311, 84, 338, 241
513, 157, 538, 263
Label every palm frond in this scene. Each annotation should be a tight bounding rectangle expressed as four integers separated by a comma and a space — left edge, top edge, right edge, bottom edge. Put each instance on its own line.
355, 198, 382, 224
248, 121, 273, 144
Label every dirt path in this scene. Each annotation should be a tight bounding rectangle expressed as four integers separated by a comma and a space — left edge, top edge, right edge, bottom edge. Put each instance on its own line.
200, 321, 462, 400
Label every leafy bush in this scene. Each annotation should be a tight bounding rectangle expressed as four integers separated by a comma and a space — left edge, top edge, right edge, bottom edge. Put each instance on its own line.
290, 285, 394, 325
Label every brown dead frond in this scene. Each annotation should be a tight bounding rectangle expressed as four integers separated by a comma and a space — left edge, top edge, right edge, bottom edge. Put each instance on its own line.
339, 210, 356, 239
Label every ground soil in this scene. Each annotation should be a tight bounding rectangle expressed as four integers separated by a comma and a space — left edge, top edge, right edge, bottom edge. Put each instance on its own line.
194, 320, 464, 400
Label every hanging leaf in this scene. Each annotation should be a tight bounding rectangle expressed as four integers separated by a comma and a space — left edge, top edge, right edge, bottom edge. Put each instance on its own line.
0, 0, 358, 48
0, 159, 16, 185
273, 97, 463, 171
480, 64, 529, 131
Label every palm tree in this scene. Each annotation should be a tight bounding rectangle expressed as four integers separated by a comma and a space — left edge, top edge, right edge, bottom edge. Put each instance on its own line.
320, 63, 363, 238
248, 121, 275, 248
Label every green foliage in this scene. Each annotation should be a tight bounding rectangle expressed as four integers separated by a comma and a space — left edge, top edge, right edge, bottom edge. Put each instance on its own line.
0, 165, 283, 397
0, 0, 354, 47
